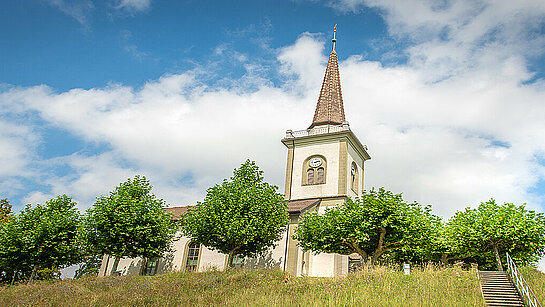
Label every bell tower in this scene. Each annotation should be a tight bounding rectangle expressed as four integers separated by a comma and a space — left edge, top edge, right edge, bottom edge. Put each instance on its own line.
281, 26, 370, 278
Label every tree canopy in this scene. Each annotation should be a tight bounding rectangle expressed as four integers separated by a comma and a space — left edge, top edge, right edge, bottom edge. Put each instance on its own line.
294, 188, 441, 263
84, 175, 177, 274
0, 195, 83, 283
182, 160, 288, 268
442, 199, 545, 270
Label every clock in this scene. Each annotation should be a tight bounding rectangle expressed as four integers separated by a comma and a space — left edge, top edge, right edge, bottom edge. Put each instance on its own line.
309, 157, 322, 167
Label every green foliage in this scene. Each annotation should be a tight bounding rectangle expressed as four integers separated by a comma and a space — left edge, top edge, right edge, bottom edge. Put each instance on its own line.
182, 160, 288, 267
443, 200, 545, 270
294, 188, 441, 263
0, 195, 83, 283
0, 199, 12, 224
84, 175, 177, 262
74, 254, 102, 279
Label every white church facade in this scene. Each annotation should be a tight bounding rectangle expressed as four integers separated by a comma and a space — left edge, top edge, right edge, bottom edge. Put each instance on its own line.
98, 28, 370, 278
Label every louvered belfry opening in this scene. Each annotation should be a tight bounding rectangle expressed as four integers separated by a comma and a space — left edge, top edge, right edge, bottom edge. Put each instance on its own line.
310, 37, 346, 129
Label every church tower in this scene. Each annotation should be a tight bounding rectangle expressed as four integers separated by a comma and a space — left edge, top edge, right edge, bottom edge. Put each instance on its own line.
281, 26, 370, 277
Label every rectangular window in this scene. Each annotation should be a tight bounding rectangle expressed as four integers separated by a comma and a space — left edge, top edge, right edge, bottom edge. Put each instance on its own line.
232, 255, 244, 268
186, 242, 200, 272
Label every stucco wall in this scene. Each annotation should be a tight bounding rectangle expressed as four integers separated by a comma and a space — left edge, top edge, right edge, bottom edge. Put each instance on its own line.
290, 141, 340, 200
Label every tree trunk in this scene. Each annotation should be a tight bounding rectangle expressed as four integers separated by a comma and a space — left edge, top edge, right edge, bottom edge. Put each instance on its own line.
111, 257, 120, 276
10, 270, 17, 286
227, 251, 235, 270
493, 244, 503, 271
441, 253, 448, 265
140, 258, 148, 276
27, 266, 37, 285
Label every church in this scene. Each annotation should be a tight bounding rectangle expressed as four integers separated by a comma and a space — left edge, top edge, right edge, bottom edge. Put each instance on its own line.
98, 27, 370, 278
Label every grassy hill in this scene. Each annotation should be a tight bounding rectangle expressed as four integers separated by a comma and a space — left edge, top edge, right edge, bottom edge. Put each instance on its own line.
3, 265, 534, 307
520, 266, 545, 303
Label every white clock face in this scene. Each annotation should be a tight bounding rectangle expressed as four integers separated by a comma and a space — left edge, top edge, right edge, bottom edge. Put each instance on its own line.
309, 157, 322, 167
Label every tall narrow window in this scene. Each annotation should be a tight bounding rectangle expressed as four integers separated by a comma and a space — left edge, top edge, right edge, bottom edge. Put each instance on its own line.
317, 167, 325, 184
307, 169, 315, 184
144, 258, 158, 276
303, 156, 327, 185
351, 162, 359, 194
185, 242, 200, 272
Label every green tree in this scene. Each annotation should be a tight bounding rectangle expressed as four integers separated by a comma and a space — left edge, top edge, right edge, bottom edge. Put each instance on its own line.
0, 199, 12, 223
443, 200, 545, 270
0, 195, 83, 284
84, 175, 177, 275
182, 160, 288, 268
294, 188, 441, 263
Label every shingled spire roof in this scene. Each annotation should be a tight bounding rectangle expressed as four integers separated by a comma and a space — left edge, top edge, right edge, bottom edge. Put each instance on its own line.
310, 25, 346, 129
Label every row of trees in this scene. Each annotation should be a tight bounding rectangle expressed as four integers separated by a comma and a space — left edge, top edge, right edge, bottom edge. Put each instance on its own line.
1, 160, 544, 284
294, 188, 545, 270
0, 176, 176, 284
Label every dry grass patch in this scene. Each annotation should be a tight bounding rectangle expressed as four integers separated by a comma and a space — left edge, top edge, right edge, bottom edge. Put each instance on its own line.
519, 266, 545, 304
0, 265, 484, 306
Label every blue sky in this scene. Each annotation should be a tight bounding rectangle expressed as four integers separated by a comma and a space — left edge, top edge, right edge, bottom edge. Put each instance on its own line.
2, 0, 545, 229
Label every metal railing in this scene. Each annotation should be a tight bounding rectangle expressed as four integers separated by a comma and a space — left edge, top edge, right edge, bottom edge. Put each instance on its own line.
506, 252, 542, 307
285, 123, 351, 139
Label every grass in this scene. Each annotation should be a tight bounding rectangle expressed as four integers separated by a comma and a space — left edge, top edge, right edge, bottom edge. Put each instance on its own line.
0, 265, 484, 307
519, 266, 545, 304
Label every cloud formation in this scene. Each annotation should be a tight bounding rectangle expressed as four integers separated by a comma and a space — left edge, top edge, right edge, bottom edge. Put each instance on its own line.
45, 0, 94, 25
115, 0, 151, 12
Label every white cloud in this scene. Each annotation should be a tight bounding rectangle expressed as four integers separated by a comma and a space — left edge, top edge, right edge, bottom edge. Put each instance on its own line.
0, 121, 36, 178
45, 0, 94, 26
115, 0, 151, 12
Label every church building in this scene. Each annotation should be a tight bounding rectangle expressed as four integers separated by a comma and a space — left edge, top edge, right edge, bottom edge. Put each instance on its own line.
98, 27, 370, 278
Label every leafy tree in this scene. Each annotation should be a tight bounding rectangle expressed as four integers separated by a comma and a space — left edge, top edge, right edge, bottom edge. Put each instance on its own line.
84, 175, 177, 275
0, 216, 27, 284
0, 195, 83, 284
443, 200, 545, 270
74, 254, 103, 278
0, 199, 12, 223
294, 188, 441, 263
182, 160, 288, 268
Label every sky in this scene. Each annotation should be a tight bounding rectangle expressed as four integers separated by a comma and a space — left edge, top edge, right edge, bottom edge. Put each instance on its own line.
1, 0, 545, 268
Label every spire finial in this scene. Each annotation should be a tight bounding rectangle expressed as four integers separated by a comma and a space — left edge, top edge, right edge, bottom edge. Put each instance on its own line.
332, 24, 337, 52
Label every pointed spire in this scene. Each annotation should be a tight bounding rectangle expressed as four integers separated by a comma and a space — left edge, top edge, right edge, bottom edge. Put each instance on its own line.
332, 24, 337, 52
310, 25, 346, 129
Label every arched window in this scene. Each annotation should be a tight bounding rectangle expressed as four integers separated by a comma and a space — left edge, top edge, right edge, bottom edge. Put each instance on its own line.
351, 162, 359, 194
317, 167, 325, 184
302, 155, 327, 185
307, 169, 315, 184
185, 241, 200, 272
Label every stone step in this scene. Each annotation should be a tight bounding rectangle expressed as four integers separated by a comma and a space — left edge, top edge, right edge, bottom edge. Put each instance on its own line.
479, 271, 524, 307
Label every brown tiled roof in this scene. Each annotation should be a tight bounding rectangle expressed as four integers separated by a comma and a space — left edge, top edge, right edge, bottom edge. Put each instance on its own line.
165, 206, 194, 220
287, 198, 321, 213
310, 40, 345, 128
167, 200, 319, 219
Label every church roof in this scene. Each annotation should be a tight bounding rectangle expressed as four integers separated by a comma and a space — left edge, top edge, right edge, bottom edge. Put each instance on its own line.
287, 198, 321, 213
165, 206, 192, 220
167, 199, 321, 219
310, 25, 346, 129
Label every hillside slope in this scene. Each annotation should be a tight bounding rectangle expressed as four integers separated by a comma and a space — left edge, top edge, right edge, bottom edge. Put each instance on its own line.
1, 266, 484, 306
